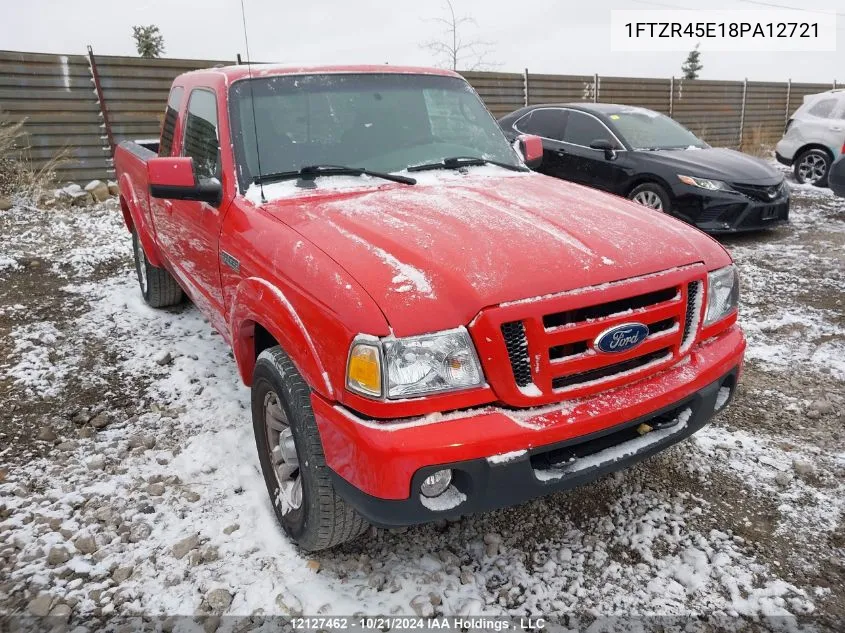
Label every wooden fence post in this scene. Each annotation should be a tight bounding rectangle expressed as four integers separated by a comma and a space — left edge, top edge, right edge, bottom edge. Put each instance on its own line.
593, 73, 599, 102
739, 77, 747, 147
523, 68, 529, 107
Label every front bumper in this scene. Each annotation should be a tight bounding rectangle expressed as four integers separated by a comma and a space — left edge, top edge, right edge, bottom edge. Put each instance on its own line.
313, 325, 745, 526
672, 185, 790, 234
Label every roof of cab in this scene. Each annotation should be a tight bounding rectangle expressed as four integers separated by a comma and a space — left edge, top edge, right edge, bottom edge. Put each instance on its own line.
178, 64, 462, 83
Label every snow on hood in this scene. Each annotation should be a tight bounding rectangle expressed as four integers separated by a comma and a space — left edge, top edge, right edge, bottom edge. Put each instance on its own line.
259, 170, 730, 336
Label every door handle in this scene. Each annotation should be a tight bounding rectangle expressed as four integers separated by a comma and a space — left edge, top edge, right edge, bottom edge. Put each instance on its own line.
554, 148, 567, 156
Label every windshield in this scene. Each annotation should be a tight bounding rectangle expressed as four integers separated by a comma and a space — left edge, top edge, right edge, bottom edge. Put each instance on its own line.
609, 109, 708, 150
229, 73, 521, 189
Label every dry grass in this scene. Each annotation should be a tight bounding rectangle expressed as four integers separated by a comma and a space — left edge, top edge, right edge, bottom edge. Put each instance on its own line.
0, 110, 68, 200
740, 124, 774, 157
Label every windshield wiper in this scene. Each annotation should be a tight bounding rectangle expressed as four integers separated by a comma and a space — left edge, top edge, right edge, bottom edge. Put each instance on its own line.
254, 165, 416, 188
407, 156, 528, 173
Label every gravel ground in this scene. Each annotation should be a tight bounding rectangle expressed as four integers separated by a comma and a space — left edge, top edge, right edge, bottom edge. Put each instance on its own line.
0, 168, 843, 632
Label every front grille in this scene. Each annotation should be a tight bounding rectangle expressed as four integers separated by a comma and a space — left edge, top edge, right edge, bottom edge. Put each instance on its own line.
681, 281, 702, 351
731, 182, 784, 202
474, 266, 706, 405
552, 348, 671, 390
501, 321, 532, 387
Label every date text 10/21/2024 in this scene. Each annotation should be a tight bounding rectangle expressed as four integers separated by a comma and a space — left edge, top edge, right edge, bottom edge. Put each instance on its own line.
291, 617, 548, 631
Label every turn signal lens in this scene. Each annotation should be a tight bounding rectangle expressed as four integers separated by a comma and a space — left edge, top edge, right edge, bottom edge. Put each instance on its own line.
347, 343, 382, 397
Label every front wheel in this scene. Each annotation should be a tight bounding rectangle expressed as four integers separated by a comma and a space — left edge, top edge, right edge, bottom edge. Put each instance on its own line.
252, 346, 368, 551
794, 148, 831, 186
132, 230, 183, 308
628, 182, 671, 213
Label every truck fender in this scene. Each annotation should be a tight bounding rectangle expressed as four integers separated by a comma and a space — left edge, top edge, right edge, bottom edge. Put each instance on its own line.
119, 173, 165, 269
229, 277, 334, 399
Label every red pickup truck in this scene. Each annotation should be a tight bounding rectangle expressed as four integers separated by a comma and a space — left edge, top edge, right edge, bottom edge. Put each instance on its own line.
115, 64, 745, 551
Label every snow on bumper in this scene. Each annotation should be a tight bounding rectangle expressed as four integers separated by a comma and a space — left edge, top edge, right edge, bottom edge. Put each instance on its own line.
313, 325, 745, 514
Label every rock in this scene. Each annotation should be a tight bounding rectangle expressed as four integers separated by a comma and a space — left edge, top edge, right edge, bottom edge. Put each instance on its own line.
90, 412, 110, 429
155, 351, 173, 366
0, 197, 12, 211
172, 533, 200, 560
48, 603, 72, 622
810, 399, 834, 415
410, 594, 434, 617
74, 534, 98, 555
27, 593, 54, 617
78, 427, 95, 439
112, 566, 133, 582
202, 546, 219, 563
86, 455, 106, 471
67, 187, 93, 207
206, 588, 233, 612
148, 483, 165, 496
793, 459, 815, 477
806, 409, 821, 420
47, 546, 71, 566
306, 560, 321, 572
107, 181, 119, 196
368, 572, 387, 590
128, 521, 152, 543
222, 524, 239, 535
203, 616, 221, 633
72, 410, 92, 425
775, 471, 792, 486
84, 180, 110, 203
37, 426, 57, 442
184, 491, 201, 503
483, 532, 502, 557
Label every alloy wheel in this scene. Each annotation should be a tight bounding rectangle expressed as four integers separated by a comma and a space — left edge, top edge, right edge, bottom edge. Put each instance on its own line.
263, 390, 303, 511
632, 190, 664, 210
797, 153, 827, 184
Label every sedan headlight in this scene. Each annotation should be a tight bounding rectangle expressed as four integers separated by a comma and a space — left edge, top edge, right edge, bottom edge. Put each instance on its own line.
678, 174, 732, 192
346, 328, 484, 399
704, 265, 739, 327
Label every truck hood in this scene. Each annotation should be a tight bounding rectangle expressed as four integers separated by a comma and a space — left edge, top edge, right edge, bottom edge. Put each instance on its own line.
263, 170, 730, 336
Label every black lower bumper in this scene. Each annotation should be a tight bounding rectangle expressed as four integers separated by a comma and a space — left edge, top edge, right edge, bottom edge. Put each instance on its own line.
672, 185, 790, 234
330, 368, 739, 528
775, 152, 792, 166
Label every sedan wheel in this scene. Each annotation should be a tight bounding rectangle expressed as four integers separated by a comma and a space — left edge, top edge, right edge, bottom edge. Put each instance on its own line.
263, 390, 303, 511
795, 150, 830, 186
632, 190, 664, 210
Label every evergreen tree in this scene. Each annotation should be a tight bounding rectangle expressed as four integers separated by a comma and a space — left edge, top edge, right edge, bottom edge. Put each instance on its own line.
132, 25, 165, 59
681, 44, 703, 79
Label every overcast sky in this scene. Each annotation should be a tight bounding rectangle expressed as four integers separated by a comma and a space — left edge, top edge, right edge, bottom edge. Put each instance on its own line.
1, 0, 842, 82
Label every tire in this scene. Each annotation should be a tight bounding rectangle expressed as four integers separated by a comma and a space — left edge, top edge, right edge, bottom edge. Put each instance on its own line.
252, 346, 368, 551
628, 182, 671, 213
132, 230, 183, 308
793, 148, 831, 186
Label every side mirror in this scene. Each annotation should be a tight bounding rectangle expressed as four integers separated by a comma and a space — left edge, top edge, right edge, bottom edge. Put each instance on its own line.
148, 157, 222, 206
516, 134, 543, 168
589, 139, 618, 161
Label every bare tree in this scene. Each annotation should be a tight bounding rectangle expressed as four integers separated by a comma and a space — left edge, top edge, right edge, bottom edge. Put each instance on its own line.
421, 0, 497, 71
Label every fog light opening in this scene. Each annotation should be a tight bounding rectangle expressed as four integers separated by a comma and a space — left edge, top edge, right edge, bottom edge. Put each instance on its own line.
420, 469, 453, 498
715, 376, 735, 411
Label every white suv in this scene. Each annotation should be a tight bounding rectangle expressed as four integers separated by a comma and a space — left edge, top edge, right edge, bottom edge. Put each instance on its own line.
775, 90, 845, 186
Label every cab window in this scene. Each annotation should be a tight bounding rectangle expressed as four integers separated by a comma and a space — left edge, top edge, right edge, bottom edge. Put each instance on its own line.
158, 86, 184, 157
183, 88, 220, 180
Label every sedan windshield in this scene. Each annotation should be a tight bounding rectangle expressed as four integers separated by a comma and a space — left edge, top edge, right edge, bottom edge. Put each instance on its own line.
609, 108, 708, 151
229, 73, 522, 189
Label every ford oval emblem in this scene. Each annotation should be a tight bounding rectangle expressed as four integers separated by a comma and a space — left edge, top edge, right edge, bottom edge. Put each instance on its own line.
594, 323, 649, 354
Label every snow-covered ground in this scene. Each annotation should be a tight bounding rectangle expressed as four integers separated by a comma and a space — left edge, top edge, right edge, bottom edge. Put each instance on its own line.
0, 172, 843, 630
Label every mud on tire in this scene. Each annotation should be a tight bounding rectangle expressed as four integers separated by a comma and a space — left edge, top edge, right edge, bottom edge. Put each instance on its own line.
251, 346, 368, 551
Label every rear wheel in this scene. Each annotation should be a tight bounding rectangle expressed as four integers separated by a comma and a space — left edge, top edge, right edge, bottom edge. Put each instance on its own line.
132, 231, 183, 308
794, 148, 831, 186
252, 346, 368, 551
628, 182, 671, 213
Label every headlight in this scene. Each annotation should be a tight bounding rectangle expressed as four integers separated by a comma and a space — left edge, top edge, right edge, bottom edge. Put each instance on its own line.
704, 265, 739, 327
346, 328, 484, 399
678, 174, 732, 192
